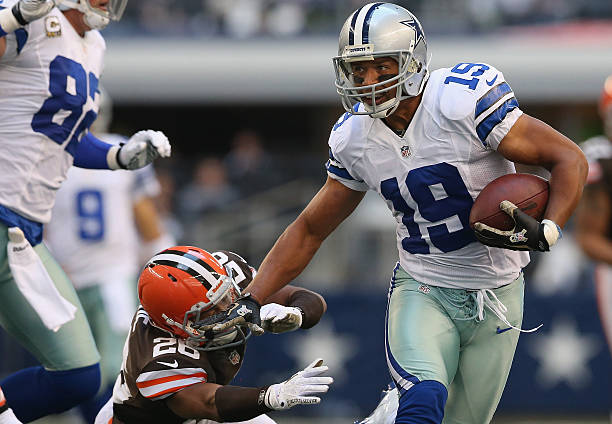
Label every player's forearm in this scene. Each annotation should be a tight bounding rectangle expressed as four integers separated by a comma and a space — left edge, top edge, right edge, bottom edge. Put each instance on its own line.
168, 383, 270, 422
247, 218, 323, 304
72, 132, 116, 169
287, 288, 327, 329
545, 152, 588, 227
576, 233, 612, 264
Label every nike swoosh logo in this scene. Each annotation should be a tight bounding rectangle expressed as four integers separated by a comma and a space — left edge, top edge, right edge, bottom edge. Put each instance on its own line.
157, 360, 178, 368
496, 326, 512, 334
486, 74, 498, 86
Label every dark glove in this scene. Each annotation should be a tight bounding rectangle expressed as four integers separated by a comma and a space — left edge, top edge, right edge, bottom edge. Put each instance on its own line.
200, 293, 264, 335
473, 200, 562, 251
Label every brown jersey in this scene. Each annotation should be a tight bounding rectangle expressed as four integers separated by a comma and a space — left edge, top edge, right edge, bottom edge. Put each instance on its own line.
112, 307, 246, 424
111, 250, 255, 424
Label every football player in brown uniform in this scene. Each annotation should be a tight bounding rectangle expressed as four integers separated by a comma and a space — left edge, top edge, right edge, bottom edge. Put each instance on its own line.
95, 246, 331, 424
576, 75, 612, 358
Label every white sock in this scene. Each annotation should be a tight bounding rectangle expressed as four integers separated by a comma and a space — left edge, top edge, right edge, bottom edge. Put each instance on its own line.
0, 408, 22, 424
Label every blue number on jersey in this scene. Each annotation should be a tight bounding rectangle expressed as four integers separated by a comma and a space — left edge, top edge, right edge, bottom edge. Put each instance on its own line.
381, 162, 476, 254
444, 62, 490, 90
76, 189, 105, 241
31, 56, 99, 156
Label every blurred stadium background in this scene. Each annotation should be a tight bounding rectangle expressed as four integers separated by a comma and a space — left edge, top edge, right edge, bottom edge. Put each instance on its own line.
1, 0, 612, 423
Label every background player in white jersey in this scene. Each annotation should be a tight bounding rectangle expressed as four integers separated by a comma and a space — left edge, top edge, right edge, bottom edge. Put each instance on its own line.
206, 3, 588, 423
575, 75, 612, 358
44, 90, 175, 423
0, 0, 171, 422
94, 246, 331, 424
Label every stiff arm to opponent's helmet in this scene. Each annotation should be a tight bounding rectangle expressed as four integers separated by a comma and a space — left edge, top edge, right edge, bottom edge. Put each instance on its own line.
138, 246, 247, 351
333, 3, 429, 118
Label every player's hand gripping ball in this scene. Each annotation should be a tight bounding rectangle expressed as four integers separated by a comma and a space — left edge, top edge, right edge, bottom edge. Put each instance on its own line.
469, 173, 561, 251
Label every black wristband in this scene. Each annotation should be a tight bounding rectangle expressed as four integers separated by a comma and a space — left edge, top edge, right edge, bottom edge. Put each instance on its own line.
288, 289, 325, 329
215, 385, 271, 422
11, 4, 28, 26
116, 143, 128, 169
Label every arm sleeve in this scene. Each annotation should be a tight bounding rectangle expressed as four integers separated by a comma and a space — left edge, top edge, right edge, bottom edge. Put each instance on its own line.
439, 63, 522, 151
72, 132, 118, 169
136, 364, 208, 400
326, 125, 369, 193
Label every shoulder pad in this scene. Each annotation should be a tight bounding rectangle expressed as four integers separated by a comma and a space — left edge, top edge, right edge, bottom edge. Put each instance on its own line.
437, 63, 510, 121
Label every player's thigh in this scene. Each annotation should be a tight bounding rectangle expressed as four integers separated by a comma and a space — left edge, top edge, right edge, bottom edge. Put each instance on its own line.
387, 267, 460, 389
78, 285, 126, 383
444, 275, 524, 424
0, 226, 99, 370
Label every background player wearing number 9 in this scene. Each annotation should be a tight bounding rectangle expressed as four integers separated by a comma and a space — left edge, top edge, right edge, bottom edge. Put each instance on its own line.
0, 0, 171, 422
209, 3, 588, 423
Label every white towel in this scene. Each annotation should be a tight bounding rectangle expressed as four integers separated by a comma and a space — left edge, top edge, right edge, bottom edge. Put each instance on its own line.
7, 227, 77, 332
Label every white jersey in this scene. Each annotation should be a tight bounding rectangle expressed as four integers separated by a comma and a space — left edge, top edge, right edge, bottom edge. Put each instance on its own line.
327, 63, 529, 289
0, 4, 105, 223
45, 134, 161, 289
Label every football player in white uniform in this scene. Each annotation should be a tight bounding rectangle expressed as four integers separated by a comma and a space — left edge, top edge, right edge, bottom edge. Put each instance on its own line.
206, 3, 587, 423
94, 247, 331, 424
575, 75, 612, 359
44, 90, 176, 423
0, 0, 171, 422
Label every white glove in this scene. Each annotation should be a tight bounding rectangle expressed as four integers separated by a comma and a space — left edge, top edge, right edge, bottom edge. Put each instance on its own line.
0, 0, 53, 33
260, 303, 303, 333
264, 358, 333, 410
107, 130, 171, 170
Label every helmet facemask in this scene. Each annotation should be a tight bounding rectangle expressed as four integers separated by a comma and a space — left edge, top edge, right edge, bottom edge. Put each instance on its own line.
334, 48, 422, 118
56, 0, 128, 30
333, 3, 430, 119
161, 265, 248, 351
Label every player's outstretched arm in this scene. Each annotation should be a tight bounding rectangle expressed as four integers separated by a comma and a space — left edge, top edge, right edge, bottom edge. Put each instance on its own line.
247, 177, 364, 302
72, 131, 171, 170
166, 359, 333, 422
260, 285, 327, 333
108, 130, 172, 170
207, 177, 364, 333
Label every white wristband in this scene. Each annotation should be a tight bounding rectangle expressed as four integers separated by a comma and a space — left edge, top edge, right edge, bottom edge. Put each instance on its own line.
106, 145, 121, 170
0, 7, 21, 35
541, 219, 562, 248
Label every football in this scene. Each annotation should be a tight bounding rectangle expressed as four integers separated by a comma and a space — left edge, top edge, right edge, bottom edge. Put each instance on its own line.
469, 173, 549, 231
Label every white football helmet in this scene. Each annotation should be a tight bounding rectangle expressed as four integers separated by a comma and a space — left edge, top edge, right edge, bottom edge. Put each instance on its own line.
56, 0, 128, 30
333, 3, 429, 118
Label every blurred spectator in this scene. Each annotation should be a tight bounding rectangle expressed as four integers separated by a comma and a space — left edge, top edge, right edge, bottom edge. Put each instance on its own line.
112, 0, 612, 38
177, 156, 239, 224
153, 166, 185, 243
223, 129, 283, 196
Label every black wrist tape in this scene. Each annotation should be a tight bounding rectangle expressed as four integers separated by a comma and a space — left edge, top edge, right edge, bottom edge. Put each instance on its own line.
288, 289, 325, 329
11, 4, 27, 26
215, 385, 271, 422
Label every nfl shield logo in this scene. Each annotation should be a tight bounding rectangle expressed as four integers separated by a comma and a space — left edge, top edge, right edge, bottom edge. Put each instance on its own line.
401, 145, 411, 158
228, 350, 240, 365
